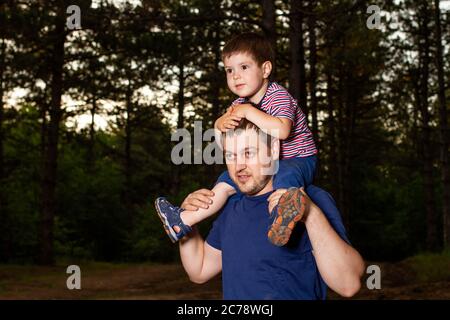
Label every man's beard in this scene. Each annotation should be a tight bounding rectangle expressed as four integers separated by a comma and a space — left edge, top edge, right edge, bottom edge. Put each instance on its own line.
233, 171, 272, 195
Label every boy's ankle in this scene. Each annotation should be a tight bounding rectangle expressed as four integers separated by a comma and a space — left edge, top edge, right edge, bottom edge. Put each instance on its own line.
180, 211, 192, 227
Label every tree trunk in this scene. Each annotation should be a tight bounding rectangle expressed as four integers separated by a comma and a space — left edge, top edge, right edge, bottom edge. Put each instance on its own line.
209, 25, 224, 185
211, 26, 221, 123
418, 1, 438, 251
261, 0, 277, 79
434, 0, 450, 248
0, 32, 11, 262
39, 8, 65, 265
326, 72, 338, 200
343, 82, 356, 232
289, 0, 308, 117
124, 81, 133, 227
172, 27, 186, 196
88, 93, 97, 169
288, 0, 300, 101
0, 36, 5, 196
308, 0, 318, 141
336, 64, 348, 226
177, 39, 185, 130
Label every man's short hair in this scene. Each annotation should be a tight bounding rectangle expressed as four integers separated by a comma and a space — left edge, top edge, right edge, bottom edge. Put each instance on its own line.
222, 32, 275, 67
222, 118, 272, 153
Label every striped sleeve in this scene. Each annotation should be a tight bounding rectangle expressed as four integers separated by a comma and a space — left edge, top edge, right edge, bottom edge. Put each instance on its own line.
267, 90, 296, 123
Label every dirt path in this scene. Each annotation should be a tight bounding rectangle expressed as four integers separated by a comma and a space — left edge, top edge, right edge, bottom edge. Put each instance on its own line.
0, 262, 449, 299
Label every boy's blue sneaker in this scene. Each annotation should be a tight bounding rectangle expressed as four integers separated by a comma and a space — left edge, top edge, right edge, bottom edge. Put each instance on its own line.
154, 197, 193, 243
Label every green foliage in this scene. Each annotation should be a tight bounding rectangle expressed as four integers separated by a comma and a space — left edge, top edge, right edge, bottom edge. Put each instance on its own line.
126, 203, 178, 262
404, 251, 450, 283
0, 0, 448, 265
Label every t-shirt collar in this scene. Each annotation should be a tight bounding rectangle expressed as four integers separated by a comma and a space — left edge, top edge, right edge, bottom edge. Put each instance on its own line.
244, 81, 272, 109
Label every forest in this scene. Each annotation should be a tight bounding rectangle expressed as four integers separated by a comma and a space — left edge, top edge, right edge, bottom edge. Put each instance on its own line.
0, 0, 449, 275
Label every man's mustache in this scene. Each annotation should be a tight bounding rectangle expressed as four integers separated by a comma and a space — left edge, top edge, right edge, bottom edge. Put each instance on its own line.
236, 168, 251, 176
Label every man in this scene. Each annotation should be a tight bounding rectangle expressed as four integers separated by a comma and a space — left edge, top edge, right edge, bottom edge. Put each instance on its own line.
178, 119, 365, 299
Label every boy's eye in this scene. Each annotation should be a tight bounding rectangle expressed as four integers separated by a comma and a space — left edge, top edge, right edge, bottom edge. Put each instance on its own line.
241, 65, 248, 70
225, 68, 232, 74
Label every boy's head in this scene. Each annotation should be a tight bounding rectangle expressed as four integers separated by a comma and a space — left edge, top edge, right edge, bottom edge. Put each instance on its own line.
222, 32, 274, 100
222, 32, 274, 67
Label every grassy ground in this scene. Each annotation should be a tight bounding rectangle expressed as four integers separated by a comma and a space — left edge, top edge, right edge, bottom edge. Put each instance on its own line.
1, 253, 449, 300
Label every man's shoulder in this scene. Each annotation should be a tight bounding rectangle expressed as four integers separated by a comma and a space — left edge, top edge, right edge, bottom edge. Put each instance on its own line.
306, 184, 331, 198
305, 185, 338, 212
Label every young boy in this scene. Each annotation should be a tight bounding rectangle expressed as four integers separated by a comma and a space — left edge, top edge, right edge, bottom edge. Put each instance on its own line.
155, 32, 317, 246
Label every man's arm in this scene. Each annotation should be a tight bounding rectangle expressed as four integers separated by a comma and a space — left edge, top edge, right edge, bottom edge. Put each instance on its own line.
302, 190, 365, 297
178, 190, 222, 284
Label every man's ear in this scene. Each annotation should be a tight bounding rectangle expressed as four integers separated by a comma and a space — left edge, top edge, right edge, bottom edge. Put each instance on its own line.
262, 61, 272, 79
271, 138, 280, 160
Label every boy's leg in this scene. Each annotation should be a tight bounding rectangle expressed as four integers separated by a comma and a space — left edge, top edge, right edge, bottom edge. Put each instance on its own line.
268, 156, 317, 246
155, 170, 237, 242
272, 155, 317, 190
180, 182, 235, 227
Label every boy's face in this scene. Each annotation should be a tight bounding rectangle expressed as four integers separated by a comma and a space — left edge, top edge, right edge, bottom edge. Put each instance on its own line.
223, 52, 271, 102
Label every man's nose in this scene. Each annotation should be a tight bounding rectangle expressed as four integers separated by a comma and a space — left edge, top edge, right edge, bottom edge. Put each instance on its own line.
235, 157, 247, 170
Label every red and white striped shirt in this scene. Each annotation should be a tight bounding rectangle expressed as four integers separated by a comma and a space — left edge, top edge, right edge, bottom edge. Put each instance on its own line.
232, 82, 317, 159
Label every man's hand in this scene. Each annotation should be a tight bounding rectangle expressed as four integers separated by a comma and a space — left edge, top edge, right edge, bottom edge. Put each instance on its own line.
181, 189, 215, 211
267, 188, 287, 213
298, 187, 317, 222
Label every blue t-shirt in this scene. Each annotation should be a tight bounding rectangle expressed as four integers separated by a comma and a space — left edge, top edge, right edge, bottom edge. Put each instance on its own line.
206, 185, 350, 300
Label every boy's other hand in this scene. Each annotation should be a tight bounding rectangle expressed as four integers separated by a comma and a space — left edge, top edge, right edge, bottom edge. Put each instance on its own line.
230, 103, 252, 118
216, 112, 242, 132
181, 189, 215, 211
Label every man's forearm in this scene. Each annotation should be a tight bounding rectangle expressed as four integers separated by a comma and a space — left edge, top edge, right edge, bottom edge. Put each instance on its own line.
305, 207, 365, 297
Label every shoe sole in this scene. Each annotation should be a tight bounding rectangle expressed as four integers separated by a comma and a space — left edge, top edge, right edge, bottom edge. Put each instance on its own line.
154, 198, 178, 243
268, 188, 306, 246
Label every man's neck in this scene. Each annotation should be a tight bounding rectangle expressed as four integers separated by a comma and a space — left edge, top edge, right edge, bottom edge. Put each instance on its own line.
252, 178, 274, 196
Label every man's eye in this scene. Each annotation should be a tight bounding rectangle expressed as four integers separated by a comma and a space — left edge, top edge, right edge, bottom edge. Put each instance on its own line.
225, 153, 235, 161
245, 151, 256, 158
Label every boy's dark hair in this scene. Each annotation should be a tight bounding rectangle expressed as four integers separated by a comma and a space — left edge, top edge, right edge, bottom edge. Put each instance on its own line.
222, 32, 274, 67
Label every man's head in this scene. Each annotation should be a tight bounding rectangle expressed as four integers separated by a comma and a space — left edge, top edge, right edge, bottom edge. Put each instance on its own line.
222, 33, 274, 100
222, 119, 279, 196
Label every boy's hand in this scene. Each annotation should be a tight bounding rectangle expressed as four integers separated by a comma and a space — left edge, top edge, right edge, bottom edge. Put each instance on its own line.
230, 103, 252, 118
215, 110, 243, 132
